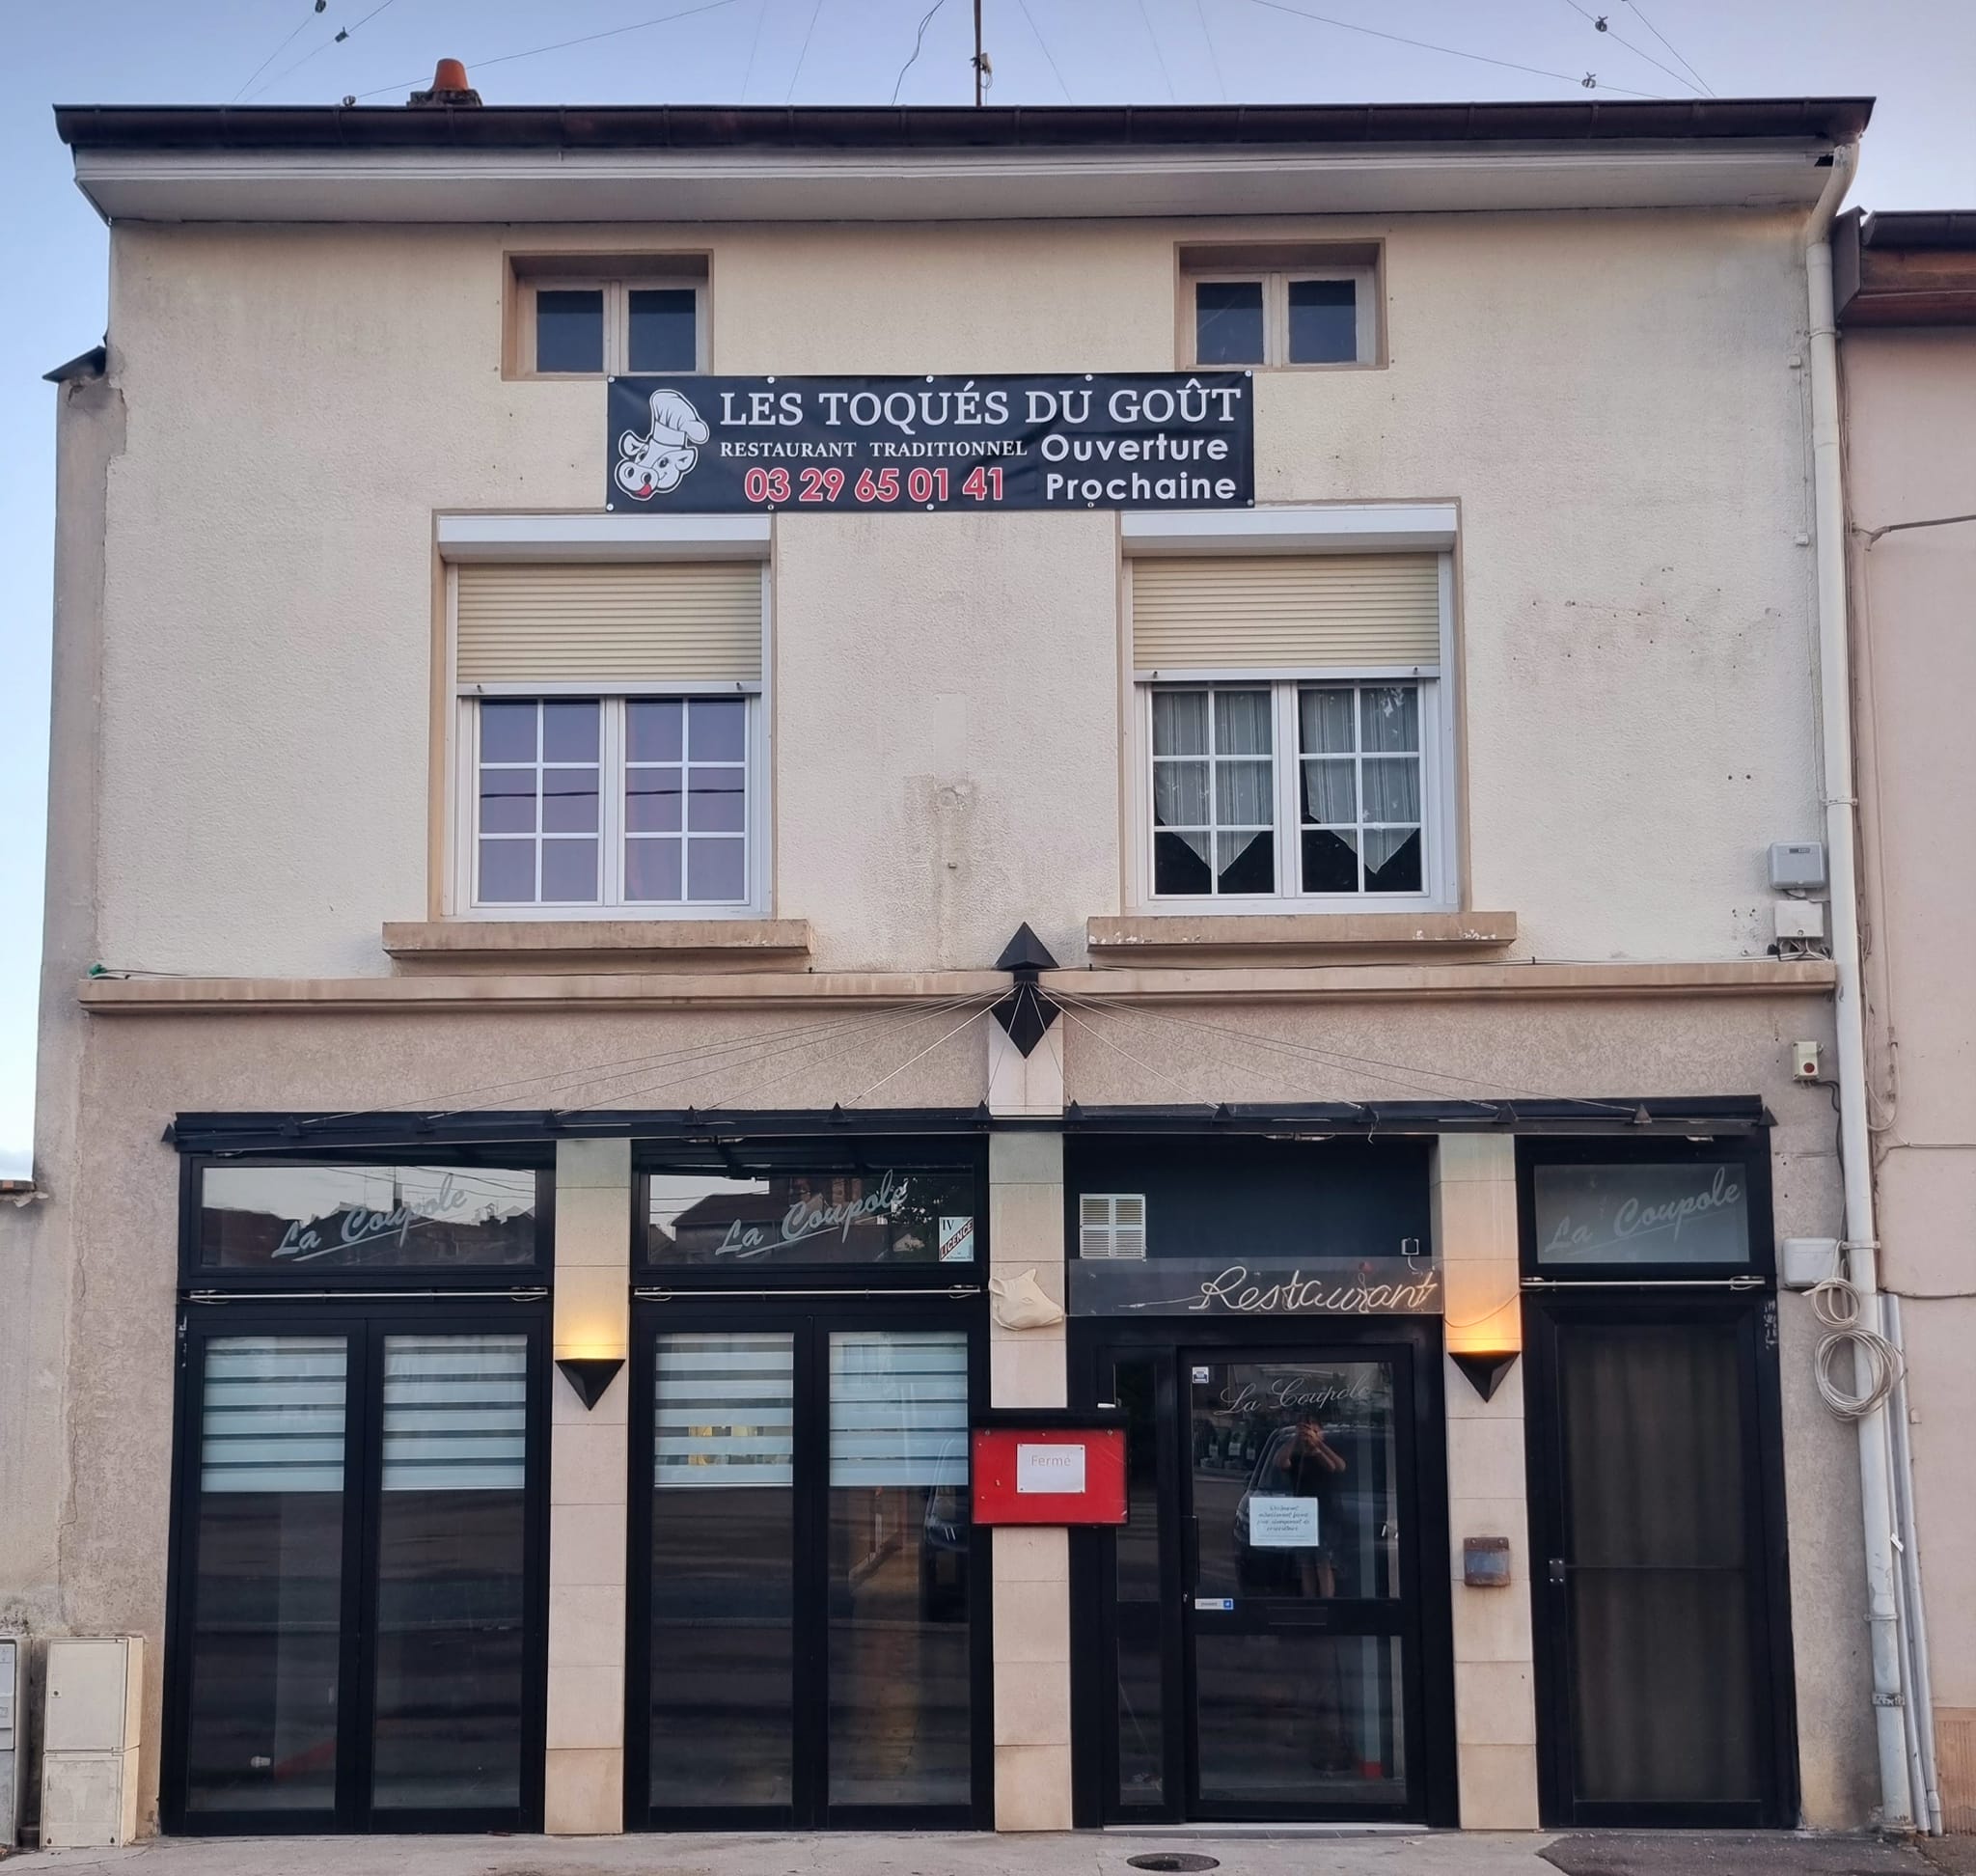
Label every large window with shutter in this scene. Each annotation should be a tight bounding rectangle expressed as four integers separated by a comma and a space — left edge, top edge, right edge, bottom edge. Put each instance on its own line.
450, 560, 767, 916
1129, 552, 1452, 907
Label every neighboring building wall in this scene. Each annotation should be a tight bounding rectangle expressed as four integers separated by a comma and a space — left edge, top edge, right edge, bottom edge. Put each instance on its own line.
1844, 322, 1976, 1831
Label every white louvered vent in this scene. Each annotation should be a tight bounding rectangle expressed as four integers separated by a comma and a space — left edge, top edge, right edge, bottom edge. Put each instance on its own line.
1080, 1193, 1148, 1260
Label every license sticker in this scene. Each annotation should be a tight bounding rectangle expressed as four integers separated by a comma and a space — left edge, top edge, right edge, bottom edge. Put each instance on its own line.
1194, 1596, 1235, 1613
1192, 1366, 1213, 1384
938, 1216, 975, 1262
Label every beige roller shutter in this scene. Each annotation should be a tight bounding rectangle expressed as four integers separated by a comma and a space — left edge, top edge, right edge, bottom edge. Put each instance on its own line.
1131, 554, 1440, 672
454, 562, 762, 685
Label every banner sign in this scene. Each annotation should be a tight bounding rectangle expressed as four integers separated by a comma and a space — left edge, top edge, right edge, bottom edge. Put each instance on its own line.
1069, 1255, 1442, 1318
607, 372, 1253, 513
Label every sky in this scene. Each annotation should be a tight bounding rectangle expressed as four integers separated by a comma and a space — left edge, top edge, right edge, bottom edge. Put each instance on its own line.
3, 0, 1975, 1177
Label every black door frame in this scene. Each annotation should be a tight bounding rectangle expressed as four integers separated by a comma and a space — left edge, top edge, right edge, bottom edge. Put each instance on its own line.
161, 1297, 552, 1836
624, 1290, 994, 1833
1522, 1290, 1799, 1829
1067, 1314, 1457, 1830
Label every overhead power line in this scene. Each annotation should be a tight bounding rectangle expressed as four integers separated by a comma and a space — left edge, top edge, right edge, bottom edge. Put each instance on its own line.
1136, 0, 1178, 101
1193, 0, 1229, 101
1014, 0, 1074, 101
244, 0, 408, 103
1559, 0, 1704, 97
892, 0, 951, 104
350, 0, 742, 102
233, 0, 326, 104
1240, 0, 1663, 99
1623, 0, 1714, 96
784, 0, 826, 102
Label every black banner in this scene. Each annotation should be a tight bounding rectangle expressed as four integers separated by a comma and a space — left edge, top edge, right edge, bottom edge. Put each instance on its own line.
606, 372, 1253, 514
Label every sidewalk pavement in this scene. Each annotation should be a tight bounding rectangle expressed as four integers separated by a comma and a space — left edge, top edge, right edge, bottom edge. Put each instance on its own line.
4, 1831, 1973, 1876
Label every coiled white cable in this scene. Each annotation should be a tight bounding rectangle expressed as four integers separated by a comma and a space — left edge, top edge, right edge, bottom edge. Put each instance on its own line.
1809, 1277, 1905, 1421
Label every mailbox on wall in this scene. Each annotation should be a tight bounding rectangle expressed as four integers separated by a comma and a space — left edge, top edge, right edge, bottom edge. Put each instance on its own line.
972, 1421, 1128, 1526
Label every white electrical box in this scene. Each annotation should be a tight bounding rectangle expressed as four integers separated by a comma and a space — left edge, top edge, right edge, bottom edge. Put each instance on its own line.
0, 1635, 19, 1849
1781, 1237, 1841, 1290
1775, 900, 1826, 941
41, 1637, 143, 1849
1769, 841, 1828, 891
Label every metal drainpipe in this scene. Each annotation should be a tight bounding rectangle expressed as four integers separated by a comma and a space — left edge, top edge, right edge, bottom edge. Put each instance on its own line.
1804, 137, 1915, 1833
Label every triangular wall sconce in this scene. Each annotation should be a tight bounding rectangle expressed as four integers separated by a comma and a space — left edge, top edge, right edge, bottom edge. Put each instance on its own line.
1450, 1351, 1520, 1403
555, 1356, 625, 1411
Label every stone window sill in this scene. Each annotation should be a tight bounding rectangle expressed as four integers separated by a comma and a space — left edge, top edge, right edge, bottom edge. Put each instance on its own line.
383, 919, 812, 974
1086, 911, 1518, 966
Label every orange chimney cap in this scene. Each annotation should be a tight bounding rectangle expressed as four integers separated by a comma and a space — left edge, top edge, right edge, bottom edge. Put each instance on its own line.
431, 58, 470, 93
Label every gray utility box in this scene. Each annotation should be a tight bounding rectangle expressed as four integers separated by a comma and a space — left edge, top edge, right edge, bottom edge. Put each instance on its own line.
0, 1634, 20, 1848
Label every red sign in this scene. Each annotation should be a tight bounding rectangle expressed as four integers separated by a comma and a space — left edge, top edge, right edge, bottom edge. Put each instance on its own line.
971, 1426, 1128, 1526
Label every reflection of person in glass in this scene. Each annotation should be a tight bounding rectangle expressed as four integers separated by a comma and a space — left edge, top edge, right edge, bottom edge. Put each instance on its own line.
1275, 1409, 1346, 1600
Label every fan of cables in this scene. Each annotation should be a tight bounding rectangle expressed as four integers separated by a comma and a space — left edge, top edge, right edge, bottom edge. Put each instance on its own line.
1808, 1277, 1905, 1421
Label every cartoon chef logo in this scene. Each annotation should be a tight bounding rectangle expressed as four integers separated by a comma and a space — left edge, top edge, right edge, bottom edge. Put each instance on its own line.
616, 387, 709, 501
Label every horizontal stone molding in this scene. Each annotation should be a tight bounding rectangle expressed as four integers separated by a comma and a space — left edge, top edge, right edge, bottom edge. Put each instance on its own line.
79, 956, 1833, 1016
1088, 909, 1518, 962
384, 918, 812, 972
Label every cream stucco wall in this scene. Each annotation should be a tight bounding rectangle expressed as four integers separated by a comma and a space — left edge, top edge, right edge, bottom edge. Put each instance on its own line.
1844, 322, 1976, 1819
89, 209, 1822, 979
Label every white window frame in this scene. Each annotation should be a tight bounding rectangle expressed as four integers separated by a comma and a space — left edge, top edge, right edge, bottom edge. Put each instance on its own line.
1125, 545, 1457, 915
444, 558, 771, 921
1188, 266, 1377, 369
520, 277, 708, 378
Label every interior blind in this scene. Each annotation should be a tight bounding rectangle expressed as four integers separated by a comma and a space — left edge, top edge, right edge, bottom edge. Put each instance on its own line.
455, 562, 762, 685
200, 1337, 347, 1496
1131, 553, 1441, 672
380, 1335, 528, 1492
654, 1332, 795, 1490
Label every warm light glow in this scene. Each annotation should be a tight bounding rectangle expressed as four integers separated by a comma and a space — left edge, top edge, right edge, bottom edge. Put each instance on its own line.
555, 1335, 628, 1362
1444, 1287, 1522, 1357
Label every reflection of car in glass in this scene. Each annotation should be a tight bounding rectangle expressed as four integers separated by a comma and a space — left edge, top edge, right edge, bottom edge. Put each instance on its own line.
920, 1438, 970, 1619
1234, 1424, 1322, 1593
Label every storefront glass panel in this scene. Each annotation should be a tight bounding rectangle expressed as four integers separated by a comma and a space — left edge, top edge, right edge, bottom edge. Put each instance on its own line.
183, 1336, 347, 1816
826, 1329, 972, 1809
647, 1332, 797, 1810
370, 1335, 530, 1813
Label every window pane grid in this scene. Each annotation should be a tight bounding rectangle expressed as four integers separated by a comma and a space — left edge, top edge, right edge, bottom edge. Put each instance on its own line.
475, 695, 751, 910
477, 700, 602, 907
1151, 686, 1276, 897
1298, 683, 1423, 896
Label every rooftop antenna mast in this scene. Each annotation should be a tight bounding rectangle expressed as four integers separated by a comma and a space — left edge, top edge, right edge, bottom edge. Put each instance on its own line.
973, 0, 990, 104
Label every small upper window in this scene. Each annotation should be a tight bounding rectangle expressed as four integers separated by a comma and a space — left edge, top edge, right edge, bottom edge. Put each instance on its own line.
1180, 243, 1380, 370
512, 257, 707, 377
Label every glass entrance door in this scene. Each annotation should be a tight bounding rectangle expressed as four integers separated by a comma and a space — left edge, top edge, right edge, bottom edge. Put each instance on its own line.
1184, 1354, 1413, 1816
166, 1310, 547, 1834
1095, 1333, 1443, 1825
632, 1304, 985, 1830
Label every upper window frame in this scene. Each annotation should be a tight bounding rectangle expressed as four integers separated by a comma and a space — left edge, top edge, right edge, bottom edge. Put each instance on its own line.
180, 1152, 557, 1292
1178, 241, 1385, 372
508, 254, 711, 381
441, 552, 773, 923
1123, 543, 1459, 916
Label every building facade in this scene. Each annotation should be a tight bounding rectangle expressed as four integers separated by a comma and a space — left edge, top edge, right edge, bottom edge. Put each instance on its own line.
4, 93, 1896, 1840
1838, 207, 1976, 1837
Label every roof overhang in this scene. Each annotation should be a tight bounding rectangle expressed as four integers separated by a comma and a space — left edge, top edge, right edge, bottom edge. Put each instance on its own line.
57, 99, 1870, 226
